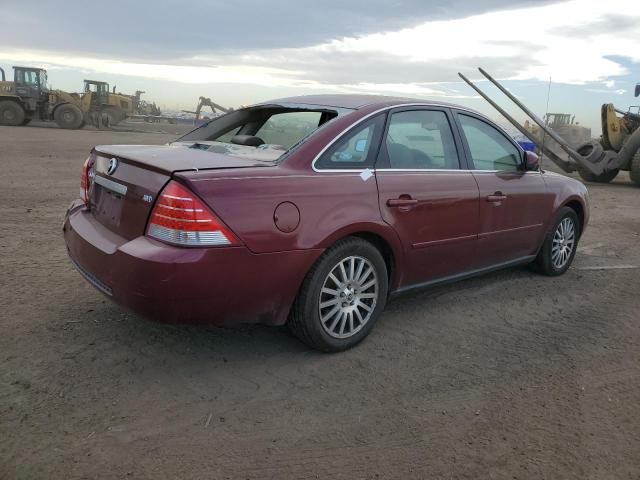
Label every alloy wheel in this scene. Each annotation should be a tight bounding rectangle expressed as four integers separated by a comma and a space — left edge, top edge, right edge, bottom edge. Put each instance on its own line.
551, 217, 576, 269
318, 256, 378, 339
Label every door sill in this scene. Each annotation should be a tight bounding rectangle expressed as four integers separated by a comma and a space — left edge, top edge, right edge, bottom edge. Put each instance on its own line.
391, 255, 536, 297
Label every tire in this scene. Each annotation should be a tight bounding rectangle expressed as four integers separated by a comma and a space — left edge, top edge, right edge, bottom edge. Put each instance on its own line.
102, 107, 124, 126
575, 142, 618, 183
0, 100, 26, 126
532, 207, 580, 276
629, 151, 640, 187
54, 104, 83, 129
21, 117, 32, 125
288, 237, 389, 352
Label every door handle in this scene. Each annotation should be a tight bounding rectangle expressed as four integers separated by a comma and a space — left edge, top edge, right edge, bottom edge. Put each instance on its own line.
486, 193, 507, 202
387, 197, 418, 207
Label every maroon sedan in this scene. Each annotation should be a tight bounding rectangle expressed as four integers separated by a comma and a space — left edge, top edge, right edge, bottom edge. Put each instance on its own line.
64, 95, 589, 351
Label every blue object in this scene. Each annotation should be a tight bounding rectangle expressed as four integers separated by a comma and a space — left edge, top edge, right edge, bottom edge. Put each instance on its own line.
518, 141, 536, 152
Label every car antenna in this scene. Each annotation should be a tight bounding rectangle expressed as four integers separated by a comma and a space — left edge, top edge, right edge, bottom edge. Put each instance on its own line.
540, 76, 552, 170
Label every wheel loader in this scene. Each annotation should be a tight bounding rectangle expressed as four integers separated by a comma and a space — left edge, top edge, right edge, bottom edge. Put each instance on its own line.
0, 66, 50, 125
459, 68, 640, 187
48, 80, 135, 129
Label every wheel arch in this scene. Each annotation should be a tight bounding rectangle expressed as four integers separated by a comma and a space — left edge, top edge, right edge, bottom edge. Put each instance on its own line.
561, 196, 587, 238
315, 223, 405, 291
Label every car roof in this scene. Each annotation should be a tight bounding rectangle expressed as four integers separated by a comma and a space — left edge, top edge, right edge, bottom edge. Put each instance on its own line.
260, 94, 464, 110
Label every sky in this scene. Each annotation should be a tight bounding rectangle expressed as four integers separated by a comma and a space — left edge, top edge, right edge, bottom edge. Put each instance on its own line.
1, 0, 639, 130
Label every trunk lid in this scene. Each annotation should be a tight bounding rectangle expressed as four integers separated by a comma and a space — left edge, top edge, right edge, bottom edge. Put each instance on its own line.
88, 144, 272, 240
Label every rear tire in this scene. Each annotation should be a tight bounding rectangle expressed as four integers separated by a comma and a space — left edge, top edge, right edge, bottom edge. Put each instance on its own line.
0, 100, 26, 126
532, 207, 580, 276
288, 237, 388, 352
21, 116, 32, 125
629, 151, 640, 187
54, 104, 83, 129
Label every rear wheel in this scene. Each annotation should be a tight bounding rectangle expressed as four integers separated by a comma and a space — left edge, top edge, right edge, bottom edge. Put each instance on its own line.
21, 116, 32, 125
629, 151, 640, 187
532, 207, 579, 276
54, 104, 83, 129
0, 100, 26, 126
289, 237, 388, 352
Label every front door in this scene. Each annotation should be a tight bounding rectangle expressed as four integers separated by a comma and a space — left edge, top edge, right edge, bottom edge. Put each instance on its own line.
455, 112, 554, 267
376, 107, 480, 288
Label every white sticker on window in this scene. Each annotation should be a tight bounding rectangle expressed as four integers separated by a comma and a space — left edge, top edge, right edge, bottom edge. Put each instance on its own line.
360, 168, 373, 182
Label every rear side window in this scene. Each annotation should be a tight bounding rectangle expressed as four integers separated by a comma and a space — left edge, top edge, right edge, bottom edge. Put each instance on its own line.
255, 111, 322, 149
384, 110, 460, 169
315, 114, 385, 170
458, 114, 521, 171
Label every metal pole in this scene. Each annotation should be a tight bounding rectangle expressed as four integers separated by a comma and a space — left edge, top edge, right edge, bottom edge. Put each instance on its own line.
477, 68, 585, 164
457, 72, 574, 172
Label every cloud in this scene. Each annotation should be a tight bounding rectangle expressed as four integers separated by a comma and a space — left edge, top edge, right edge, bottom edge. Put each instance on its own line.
1, 0, 639, 102
0, 0, 560, 60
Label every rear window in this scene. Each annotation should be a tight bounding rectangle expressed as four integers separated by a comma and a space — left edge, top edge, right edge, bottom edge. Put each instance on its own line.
254, 111, 323, 149
176, 105, 350, 156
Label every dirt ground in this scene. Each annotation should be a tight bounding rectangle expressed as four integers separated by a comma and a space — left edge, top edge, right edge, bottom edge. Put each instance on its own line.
1, 121, 639, 480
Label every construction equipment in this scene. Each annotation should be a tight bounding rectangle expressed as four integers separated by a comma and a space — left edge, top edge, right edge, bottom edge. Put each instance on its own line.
47, 79, 136, 129
459, 68, 640, 187
524, 112, 591, 161
0, 66, 50, 125
183, 96, 231, 121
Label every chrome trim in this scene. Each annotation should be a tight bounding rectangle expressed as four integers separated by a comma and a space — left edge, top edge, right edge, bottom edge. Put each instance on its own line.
94, 175, 127, 196
311, 102, 499, 173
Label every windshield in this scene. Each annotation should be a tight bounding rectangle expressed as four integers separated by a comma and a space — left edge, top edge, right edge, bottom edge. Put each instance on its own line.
175, 103, 352, 161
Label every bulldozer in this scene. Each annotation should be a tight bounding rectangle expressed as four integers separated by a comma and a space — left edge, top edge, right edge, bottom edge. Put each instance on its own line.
459, 68, 640, 187
0, 66, 50, 125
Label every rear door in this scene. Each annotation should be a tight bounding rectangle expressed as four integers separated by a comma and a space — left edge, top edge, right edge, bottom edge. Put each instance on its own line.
454, 111, 552, 266
376, 107, 480, 288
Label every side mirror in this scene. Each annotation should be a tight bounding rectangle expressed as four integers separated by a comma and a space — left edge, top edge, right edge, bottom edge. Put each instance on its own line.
635, 83, 640, 98
524, 151, 540, 171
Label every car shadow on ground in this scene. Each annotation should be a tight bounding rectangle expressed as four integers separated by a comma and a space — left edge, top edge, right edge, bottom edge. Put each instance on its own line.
54, 265, 537, 368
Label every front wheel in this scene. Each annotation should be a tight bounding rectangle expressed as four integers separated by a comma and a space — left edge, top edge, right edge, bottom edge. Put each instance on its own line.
289, 237, 388, 352
54, 104, 84, 129
532, 207, 580, 276
0, 100, 26, 126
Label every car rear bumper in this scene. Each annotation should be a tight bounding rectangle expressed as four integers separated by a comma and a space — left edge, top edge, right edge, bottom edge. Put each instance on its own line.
63, 201, 322, 326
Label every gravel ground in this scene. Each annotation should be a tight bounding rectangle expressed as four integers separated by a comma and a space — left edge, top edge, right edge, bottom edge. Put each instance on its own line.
1, 122, 639, 479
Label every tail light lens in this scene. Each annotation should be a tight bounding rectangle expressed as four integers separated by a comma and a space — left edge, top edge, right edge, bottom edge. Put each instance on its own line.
146, 180, 240, 247
80, 157, 90, 203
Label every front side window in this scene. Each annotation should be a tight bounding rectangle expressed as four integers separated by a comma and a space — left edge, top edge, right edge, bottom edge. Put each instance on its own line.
315, 114, 385, 170
255, 111, 323, 149
458, 114, 521, 171
384, 110, 460, 169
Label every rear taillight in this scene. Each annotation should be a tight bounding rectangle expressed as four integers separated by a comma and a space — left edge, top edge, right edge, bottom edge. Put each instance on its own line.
146, 180, 240, 247
80, 157, 90, 203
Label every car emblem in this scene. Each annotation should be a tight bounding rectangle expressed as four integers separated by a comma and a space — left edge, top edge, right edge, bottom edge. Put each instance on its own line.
107, 158, 118, 175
